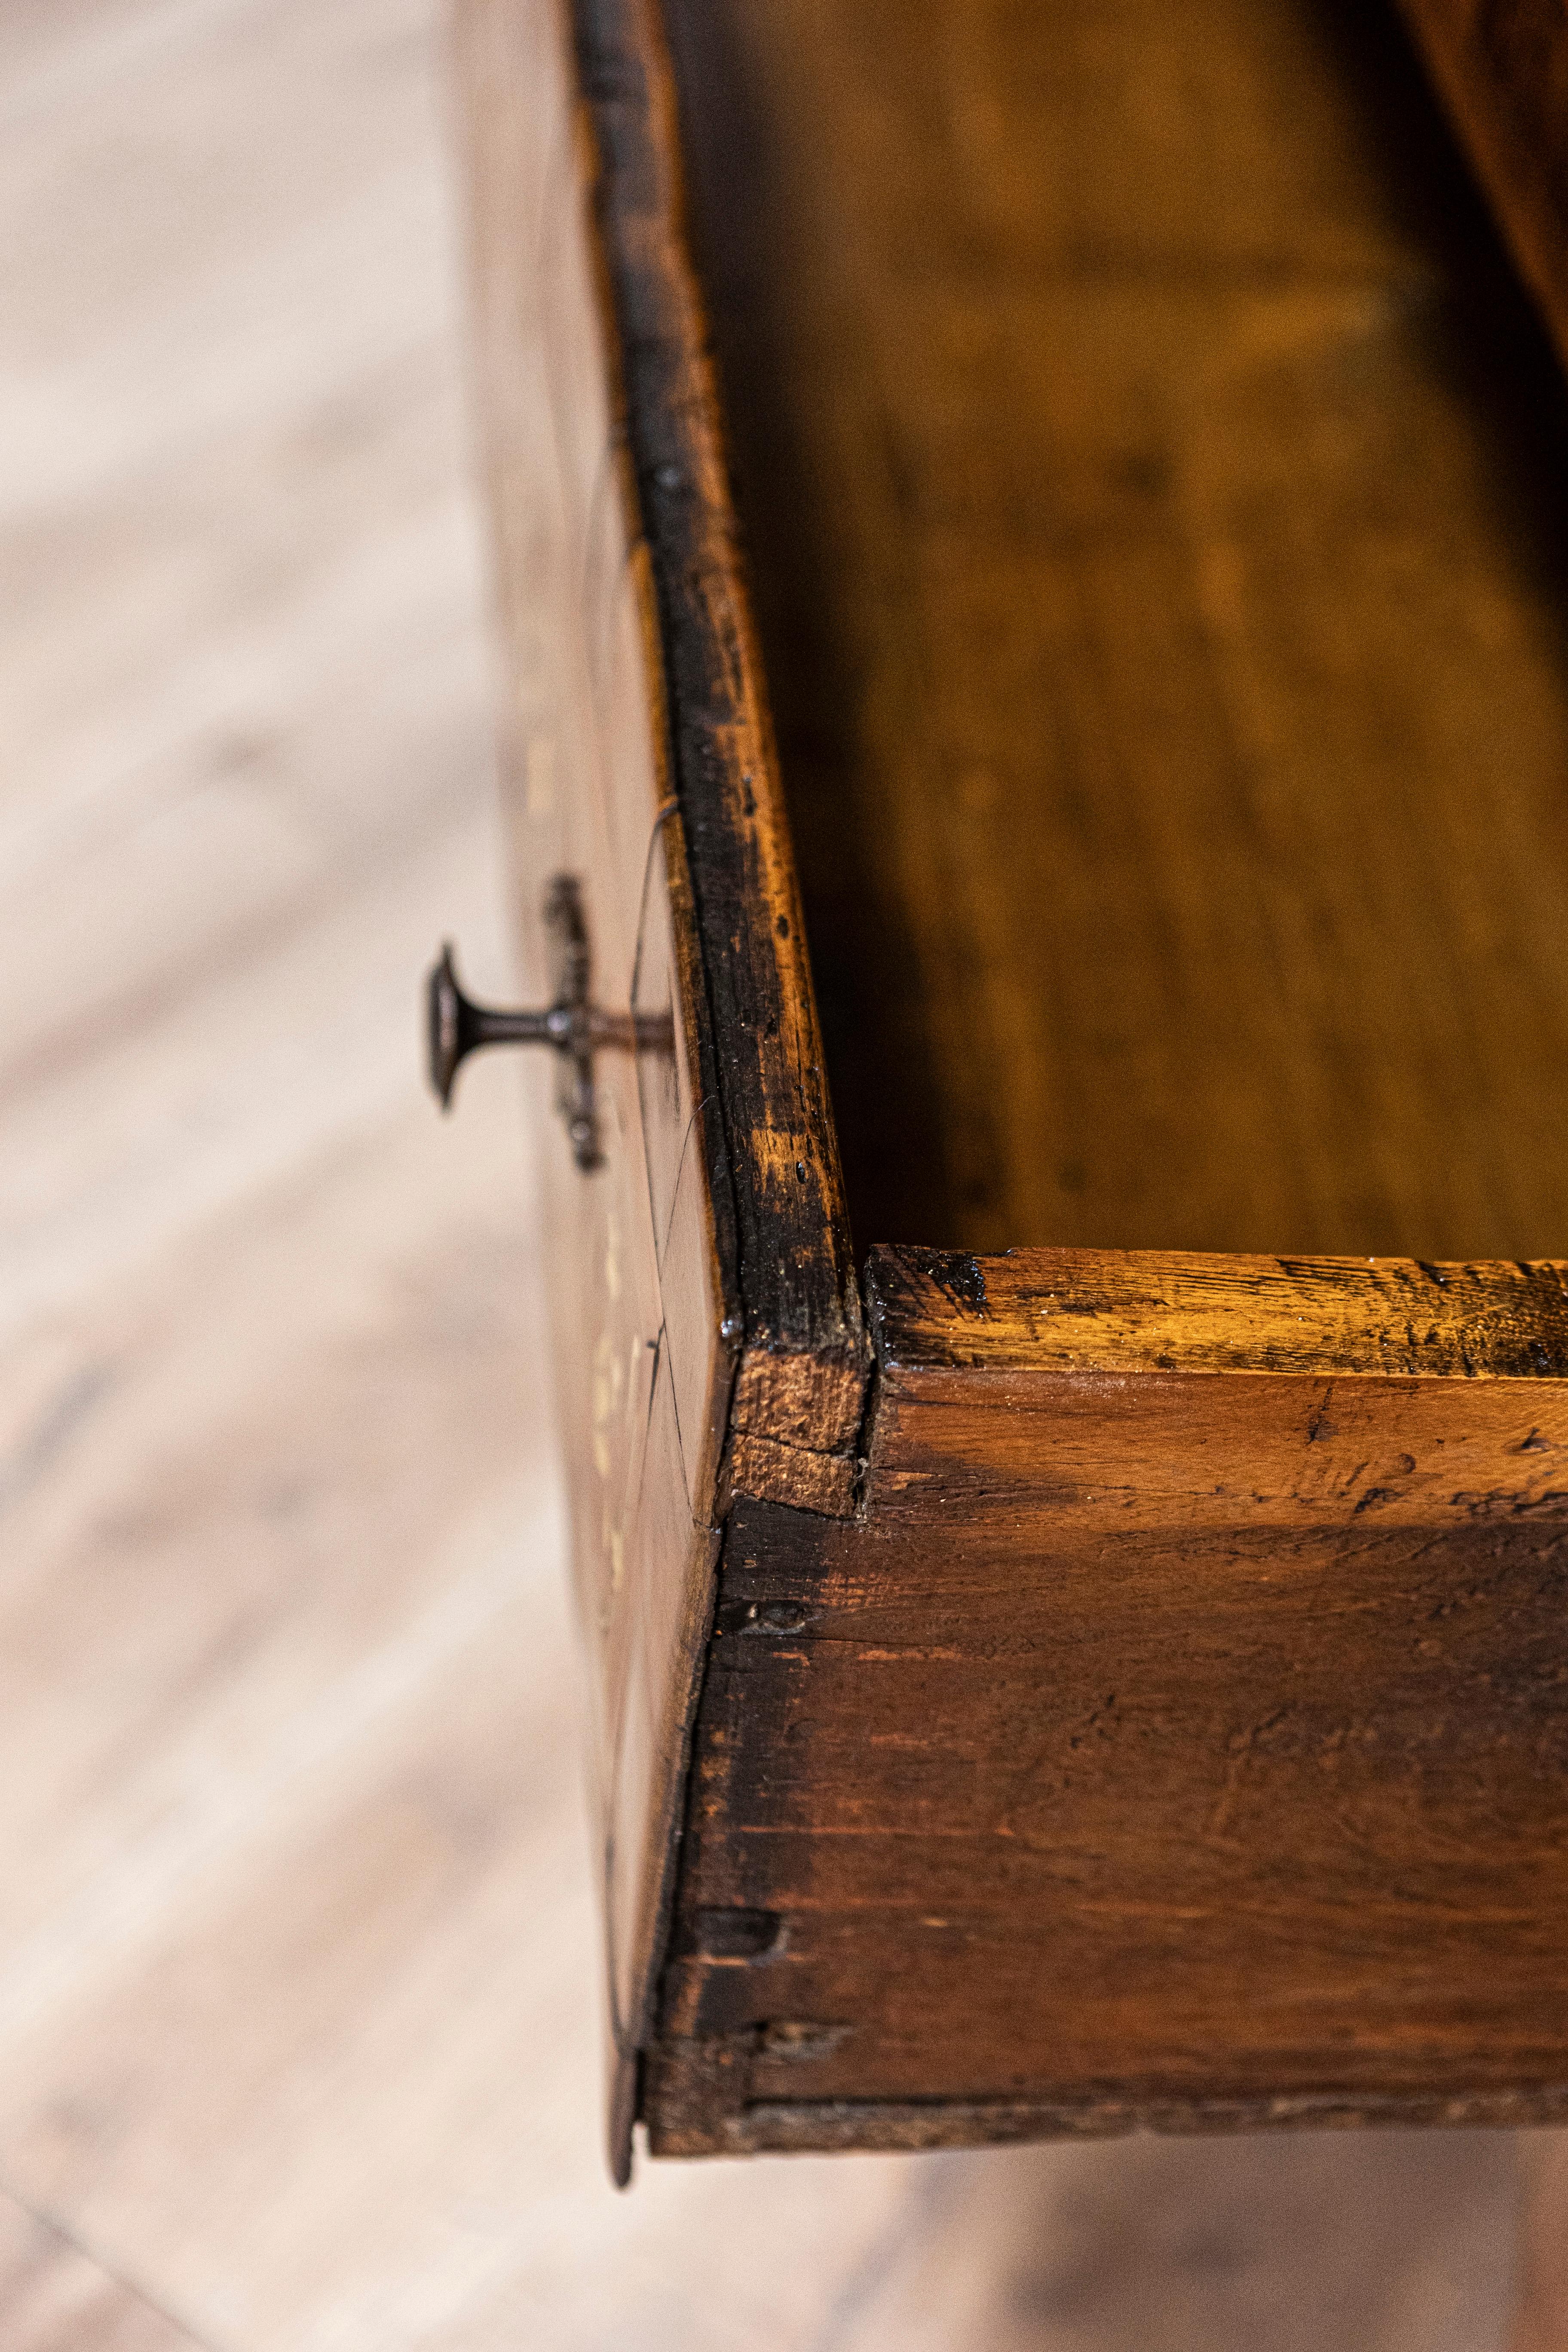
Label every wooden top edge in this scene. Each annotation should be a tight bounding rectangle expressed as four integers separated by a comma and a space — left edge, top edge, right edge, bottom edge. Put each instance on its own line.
571, 0, 865, 1377
865, 1245, 1568, 1381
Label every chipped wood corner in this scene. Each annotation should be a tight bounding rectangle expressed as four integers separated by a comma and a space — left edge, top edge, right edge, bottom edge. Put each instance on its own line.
722, 1339, 868, 1517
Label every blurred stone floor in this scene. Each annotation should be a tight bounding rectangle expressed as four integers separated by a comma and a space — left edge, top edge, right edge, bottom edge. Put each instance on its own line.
0, 0, 1563, 2343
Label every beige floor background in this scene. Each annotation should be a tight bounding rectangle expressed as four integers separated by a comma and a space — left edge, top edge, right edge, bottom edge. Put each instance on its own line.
2, 0, 1565, 2344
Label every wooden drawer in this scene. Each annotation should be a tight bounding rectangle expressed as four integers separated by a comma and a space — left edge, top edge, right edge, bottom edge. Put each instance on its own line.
452, 0, 1568, 2178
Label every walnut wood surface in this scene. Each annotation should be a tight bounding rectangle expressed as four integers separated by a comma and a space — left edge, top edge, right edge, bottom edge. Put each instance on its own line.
663, 0, 1568, 1263
649, 1250, 1568, 2154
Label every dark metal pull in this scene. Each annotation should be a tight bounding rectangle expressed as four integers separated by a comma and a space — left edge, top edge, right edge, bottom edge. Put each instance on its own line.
426, 874, 670, 1170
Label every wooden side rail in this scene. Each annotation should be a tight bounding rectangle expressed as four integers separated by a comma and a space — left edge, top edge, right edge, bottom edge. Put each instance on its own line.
648, 1251, 1568, 2156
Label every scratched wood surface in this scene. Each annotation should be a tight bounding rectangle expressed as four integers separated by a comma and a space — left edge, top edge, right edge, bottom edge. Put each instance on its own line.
0, 0, 1564, 2344
664, 0, 1568, 1263
652, 1251, 1568, 2147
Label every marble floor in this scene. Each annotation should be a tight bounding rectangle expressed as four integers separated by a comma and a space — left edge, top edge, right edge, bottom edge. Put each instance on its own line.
1, 0, 1563, 2343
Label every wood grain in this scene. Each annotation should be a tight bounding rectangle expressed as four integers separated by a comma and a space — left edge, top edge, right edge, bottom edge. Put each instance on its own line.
663, 0, 1568, 1264
869, 1247, 1568, 1379
650, 1249, 1568, 2153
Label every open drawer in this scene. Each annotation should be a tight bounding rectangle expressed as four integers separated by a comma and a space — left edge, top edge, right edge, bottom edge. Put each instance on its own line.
449, 0, 1568, 2177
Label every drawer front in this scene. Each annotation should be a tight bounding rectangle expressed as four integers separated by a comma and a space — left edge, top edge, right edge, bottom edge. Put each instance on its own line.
456, 0, 865, 2178
458, 0, 731, 2178
1397, 0, 1568, 371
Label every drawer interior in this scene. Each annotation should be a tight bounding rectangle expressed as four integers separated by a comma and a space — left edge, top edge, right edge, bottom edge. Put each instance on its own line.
664, 0, 1568, 1264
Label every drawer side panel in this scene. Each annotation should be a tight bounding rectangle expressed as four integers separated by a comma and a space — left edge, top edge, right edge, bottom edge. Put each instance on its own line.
648, 1250, 1568, 2155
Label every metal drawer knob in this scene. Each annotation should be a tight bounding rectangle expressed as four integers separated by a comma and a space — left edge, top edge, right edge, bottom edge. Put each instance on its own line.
426, 874, 669, 1170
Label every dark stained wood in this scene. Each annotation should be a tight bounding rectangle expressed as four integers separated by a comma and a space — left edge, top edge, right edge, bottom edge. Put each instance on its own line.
572, 0, 870, 1505
1398, 0, 1568, 373
663, 0, 1568, 1264
648, 1250, 1568, 2154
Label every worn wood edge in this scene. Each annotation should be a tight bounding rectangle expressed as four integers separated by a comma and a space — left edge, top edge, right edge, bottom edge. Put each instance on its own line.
646, 2081, 1568, 2159
731, 1346, 864, 1450
867, 1246, 1568, 1379
570, 0, 868, 1399
1396, 0, 1568, 379
721, 1342, 865, 1516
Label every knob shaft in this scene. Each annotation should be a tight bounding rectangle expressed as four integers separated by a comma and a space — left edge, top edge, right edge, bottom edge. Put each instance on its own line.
426, 943, 559, 1111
